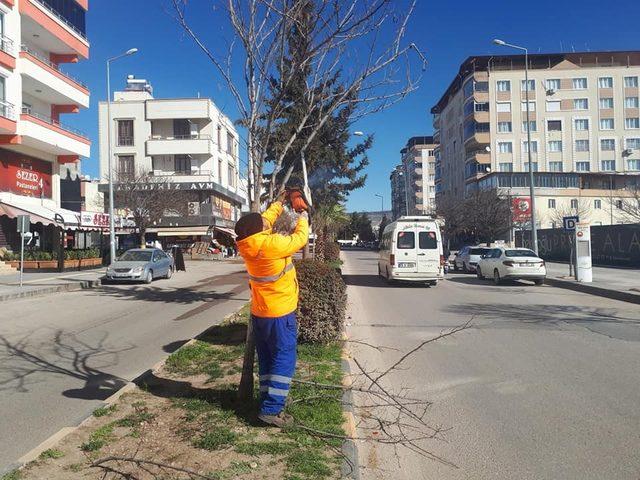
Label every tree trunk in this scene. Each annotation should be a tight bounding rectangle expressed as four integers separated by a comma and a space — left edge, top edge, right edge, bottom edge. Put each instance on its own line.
237, 312, 255, 401
315, 229, 326, 263
140, 228, 146, 248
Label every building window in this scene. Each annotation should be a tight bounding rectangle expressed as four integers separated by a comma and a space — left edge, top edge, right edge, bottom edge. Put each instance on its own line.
218, 159, 223, 182
547, 120, 562, 131
498, 162, 513, 172
625, 97, 639, 108
521, 101, 535, 112
546, 100, 561, 112
475, 81, 489, 92
599, 118, 614, 130
601, 160, 616, 171
475, 102, 490, 112
598, 77, 613, 88
173, 119, 191, 138
576, 161, 591, 171
496, 102, 511, 112
624, 76, 639, 88
548, 140, 563, 152
523, 140, 538, 153
523, 162, 539, 172
497, 80, 511, 92
217, 125, 222, 152
546, 79, 561, 91
599, 97, 614, 109
573, 98, 589, 110
594, 199, 602, 209
549, 161, 563, 172
626, 138, 640, 150
117, 120, 134, 146
498, 142, 513, 153
575, 140, 590, 152
522, 121, 537, 132
573, 78, 587, 89
174, 154, 191, 174
600, 139, 616, 151
574, 119, 589, 131
521, 79, 535, 91
628, 159, 640, 171
228, 165, 235, 187
227, 132, 235, 155
117, 155, 134, 175
571, 199, 579, 209
625, 118, 640, 129
497, 121, 512, 133
548, 199, 556, 209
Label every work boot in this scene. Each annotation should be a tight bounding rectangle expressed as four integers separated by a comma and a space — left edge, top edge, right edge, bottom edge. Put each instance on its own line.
258, 411, 294, 428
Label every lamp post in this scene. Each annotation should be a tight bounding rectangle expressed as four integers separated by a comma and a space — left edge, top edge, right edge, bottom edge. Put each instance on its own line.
374, 193, 384, 212
493, 39, 538, 253
106, 48, 138, 263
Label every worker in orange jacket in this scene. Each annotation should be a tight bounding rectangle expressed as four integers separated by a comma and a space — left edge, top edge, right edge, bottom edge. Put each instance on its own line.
235, 190, 309, 427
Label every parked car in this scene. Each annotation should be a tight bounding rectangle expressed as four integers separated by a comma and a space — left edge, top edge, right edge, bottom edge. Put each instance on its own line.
476, 247, 546, 285
105, 248, 174, 283
453, 246, 492, 273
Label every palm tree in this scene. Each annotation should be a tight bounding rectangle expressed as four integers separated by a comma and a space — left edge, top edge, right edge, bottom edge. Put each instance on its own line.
312, 203, 349, 262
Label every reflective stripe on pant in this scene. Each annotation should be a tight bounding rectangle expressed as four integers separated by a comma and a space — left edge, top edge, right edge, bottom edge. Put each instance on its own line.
252, 312, 297, 415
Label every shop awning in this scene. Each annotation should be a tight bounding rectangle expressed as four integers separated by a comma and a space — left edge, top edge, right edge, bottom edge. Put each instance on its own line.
214, 226, 237, 239
0, 198, 80, 229
154, 226, 210, 237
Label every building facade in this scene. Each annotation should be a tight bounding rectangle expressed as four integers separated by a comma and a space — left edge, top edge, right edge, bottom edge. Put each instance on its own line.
98, 76, 245, 245
432, 51, 640, 228
1, 0, 90, 251
389, 164, 406, 220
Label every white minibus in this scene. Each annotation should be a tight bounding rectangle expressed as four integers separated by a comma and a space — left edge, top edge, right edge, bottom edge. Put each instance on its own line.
378, 216, 445, 286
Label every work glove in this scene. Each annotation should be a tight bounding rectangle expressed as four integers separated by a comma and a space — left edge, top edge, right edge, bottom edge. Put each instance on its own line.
288, 190, 308, 213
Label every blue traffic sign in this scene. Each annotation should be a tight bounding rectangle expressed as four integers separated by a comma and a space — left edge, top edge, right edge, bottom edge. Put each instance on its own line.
563, 216, 579, 231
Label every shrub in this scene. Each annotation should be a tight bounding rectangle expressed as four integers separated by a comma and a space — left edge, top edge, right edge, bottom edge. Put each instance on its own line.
295, 259, 346, 343
323, 241, 341, 263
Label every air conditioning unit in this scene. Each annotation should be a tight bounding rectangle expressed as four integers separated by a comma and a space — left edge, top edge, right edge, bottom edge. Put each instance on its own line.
187, 202, 200, 216
623, 148, 633, 157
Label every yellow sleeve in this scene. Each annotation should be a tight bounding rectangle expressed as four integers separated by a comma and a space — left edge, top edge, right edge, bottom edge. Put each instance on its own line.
261, 201, 283, 228
260, 216, 309, 259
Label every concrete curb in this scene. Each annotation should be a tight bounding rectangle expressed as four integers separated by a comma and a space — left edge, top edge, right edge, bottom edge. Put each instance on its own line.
0, 279, 102, 302
545, 277, 640, 305
340, 331, 360, 480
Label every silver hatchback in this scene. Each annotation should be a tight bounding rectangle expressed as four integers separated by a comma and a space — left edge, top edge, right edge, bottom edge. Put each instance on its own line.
105, 248, 174, 283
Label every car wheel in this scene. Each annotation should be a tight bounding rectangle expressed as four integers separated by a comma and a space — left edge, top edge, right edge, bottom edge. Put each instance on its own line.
145, 270, 153, 284
463, 262, 469, 273
426, 280, 437, 287
165, 267, 173, 279
493, 269, 501, 285
476, 267, 484, 280
534, 278, 544, 286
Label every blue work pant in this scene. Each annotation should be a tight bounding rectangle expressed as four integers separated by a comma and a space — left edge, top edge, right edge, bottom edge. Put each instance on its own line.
252, 312, 297, 415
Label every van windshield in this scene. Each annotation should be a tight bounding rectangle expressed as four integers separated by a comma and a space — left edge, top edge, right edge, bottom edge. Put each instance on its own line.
397, 231, 415, 249
419, 231, 437, 249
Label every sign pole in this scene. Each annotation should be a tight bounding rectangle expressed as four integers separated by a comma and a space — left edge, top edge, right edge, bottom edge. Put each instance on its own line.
19, 231, 24, 288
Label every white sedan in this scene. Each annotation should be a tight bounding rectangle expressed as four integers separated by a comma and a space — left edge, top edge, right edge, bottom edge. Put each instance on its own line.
476, 247, 546, 286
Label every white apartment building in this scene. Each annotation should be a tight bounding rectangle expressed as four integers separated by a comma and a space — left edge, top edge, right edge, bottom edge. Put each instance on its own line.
432, 51, 640, 228
0, 0, 90, 251
98, 76, 246, 242
400, 136, 436, 216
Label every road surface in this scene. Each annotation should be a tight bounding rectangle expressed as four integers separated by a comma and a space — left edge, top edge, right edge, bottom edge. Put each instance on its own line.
0, 261, 249, 473
344, 250, 640, 480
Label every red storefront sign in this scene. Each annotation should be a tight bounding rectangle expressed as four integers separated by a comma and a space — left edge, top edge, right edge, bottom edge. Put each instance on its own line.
0, 150, 52, 198
80, 211, 110, 228
512, 197, 531, 222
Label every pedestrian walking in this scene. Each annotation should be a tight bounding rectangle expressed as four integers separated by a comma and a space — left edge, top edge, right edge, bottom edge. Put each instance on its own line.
234, 190, 309, 427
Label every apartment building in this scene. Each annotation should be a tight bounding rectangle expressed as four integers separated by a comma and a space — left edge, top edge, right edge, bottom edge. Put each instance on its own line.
389, 164, 406, 220
432, 51, 640, 228
98, 76, 246, 244
0, 0, 90, 251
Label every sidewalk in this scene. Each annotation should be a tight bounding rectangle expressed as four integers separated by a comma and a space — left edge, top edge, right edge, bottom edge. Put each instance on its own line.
545, 262, 640, 304
0, 269, 105, 302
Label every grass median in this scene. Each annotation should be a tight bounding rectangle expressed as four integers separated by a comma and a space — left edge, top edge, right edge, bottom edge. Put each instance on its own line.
13, 304, 346, 480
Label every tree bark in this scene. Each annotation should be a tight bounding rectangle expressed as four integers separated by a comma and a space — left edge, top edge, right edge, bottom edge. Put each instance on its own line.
237, 315, 255, 401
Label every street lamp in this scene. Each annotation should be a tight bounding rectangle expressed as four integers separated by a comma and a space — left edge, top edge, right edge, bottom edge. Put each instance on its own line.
493, 38, 538, 253
374, 193, 384, 212
106, 47, 138, 263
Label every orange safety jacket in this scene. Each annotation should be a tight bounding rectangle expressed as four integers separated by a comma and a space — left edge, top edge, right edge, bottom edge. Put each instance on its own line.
236, 202, 309, 318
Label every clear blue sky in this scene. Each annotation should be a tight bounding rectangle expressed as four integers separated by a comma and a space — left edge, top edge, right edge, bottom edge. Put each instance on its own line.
69, 0, 640, 212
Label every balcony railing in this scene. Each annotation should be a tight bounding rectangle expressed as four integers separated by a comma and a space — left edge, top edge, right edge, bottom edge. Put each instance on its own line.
0, 101, 16, 121
150, 169, 214, 177
21, 107, 88, 138
0, 36, 15, 56
149, 134, 212, 141
31, 0, 88, 40
20, 44, 88, 89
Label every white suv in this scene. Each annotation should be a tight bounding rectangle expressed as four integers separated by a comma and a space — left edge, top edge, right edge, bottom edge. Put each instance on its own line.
454, 246, 492, 273
476, 247, 546, 285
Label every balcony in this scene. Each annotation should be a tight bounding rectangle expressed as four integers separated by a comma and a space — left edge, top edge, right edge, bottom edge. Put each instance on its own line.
145, 99, 211, 120
0, 36, 16, 70
20, 45, 89, 107
19, 0, 89, 59
466, 151, 491, 165
0, 101, 17, 133
19, 108, 90, 157
146, 135, 215, 156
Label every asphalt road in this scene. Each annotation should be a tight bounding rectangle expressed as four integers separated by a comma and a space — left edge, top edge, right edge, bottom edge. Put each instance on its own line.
344, 251, 640, 480
0, 261, 249, 473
